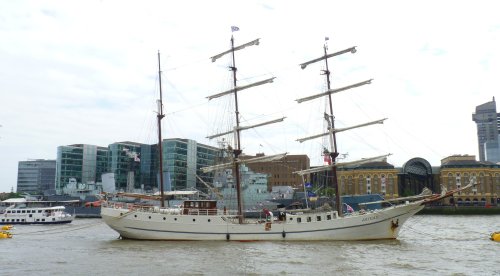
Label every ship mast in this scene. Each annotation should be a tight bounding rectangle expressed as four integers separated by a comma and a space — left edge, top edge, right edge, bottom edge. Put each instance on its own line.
157, 51, 166, 208
321, 41, 342, 217
205, 30, 287, 224
296, 39, 386, 217
229, 35, 244, 223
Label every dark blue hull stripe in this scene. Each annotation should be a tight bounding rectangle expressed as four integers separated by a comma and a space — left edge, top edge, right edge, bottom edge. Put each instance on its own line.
123, 209, 416, 236
0, 221, 73, 225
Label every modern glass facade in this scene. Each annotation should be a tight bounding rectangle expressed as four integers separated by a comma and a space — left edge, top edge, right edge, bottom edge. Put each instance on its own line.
55, 144, 108, 193
163, 138, 218, 191
17, 159, 56, 195
108, 141, 143, 191
140, 144, 158, 191
472, 97, 500, 162
35, 139, 217, 195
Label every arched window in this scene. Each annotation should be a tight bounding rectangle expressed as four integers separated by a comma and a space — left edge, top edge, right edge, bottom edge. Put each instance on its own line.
373, 174, 379, 193
388, 174, 394, 195
381, 174, 386, 194
347, 176, 353, 195
366, 175, 371, 194
358, 175, 364, 194
495, 173, 500, 193
447, 173, 453, 190
479, 173, 485, 194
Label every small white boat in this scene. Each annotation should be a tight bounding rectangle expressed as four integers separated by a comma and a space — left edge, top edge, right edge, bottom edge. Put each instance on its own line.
0, 198, 74, 225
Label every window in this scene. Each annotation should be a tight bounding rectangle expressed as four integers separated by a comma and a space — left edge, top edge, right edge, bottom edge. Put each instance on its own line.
316, 216, 321, 221
327, 215, 332, 220
307, 217, 312, 222
297, 218, 302, 223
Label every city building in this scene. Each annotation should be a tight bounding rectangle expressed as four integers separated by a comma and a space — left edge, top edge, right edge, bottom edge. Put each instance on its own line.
440, 155, 500, 206
472, 97, 500, 162
310, 158, 400, 199
55, 144, 108, 193
17, 159, 56, 195
241, 154, 310, 190
162, 138, 218, 191
108, 141, 144, 191
398, 157, 439, 197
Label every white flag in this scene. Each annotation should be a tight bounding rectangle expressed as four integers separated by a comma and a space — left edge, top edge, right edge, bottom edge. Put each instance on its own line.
231, 26, 240, 32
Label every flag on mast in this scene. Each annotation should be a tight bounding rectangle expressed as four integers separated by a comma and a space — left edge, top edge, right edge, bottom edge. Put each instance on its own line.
231, 26, 240, 32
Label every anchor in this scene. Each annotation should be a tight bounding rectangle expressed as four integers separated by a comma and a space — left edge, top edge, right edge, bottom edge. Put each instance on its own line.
391, 219, 399, 231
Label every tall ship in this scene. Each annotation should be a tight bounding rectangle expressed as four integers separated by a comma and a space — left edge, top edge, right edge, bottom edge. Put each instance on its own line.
101, 30, 473, 241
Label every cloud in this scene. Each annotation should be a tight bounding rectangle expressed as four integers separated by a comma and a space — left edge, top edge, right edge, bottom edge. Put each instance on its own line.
1, 0, 500, 192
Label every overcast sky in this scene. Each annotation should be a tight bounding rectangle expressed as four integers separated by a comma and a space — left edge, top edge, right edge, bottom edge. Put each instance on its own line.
1, 0, 499, 193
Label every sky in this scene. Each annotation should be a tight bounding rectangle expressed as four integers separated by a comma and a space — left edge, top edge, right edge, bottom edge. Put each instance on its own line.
1, 0, 499, 193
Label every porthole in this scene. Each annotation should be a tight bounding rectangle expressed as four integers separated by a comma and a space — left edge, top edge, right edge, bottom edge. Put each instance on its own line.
193, 219, 196, 222
208, 219, 211, 222
174, 218, 177, 221
134, 215, 137, 218
163, 217, 166, 220
289, 217, 293, 221
148, 216, 152, 219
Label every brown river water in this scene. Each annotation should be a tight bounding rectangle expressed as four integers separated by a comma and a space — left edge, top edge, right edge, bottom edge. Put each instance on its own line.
1, 215, 499, 275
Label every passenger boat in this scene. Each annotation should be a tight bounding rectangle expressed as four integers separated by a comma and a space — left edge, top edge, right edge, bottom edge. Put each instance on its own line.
0, 198, 74, 225
101, 30, 473, 241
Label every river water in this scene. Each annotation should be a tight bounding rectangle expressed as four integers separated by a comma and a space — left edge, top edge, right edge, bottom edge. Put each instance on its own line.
1, 215, 499, 276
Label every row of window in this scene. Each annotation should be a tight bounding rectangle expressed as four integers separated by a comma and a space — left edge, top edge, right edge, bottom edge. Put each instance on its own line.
124, 213, 335, 224
6, 209, 47, 214
1, 218, 55, 222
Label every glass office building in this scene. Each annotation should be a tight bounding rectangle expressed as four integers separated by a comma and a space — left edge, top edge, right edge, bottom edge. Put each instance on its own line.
472, 97, 500, 162
17, 159, 56, 195
55, 144, 108, 193
163, 138, 218, 191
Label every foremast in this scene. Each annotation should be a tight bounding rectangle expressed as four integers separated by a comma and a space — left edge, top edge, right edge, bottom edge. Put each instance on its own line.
205, 31, 286, 224
296, 39, 387, 216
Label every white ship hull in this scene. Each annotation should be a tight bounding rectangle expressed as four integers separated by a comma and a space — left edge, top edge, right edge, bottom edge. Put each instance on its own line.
101, 202, 424, 241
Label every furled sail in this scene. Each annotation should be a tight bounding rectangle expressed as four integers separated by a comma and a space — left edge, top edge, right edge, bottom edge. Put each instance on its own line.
295, 79, 372, 104
206, 117, 286, 140
210, 38, 260, 62
296, 118, 387, 143
300, 47, 357, 69
207, 77, 276, 101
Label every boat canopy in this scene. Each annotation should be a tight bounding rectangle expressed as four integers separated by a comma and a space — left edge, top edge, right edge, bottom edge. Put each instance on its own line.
2, 198, 27, 203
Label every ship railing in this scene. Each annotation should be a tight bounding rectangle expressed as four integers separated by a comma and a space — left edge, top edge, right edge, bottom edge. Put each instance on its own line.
105, 202, 246, 216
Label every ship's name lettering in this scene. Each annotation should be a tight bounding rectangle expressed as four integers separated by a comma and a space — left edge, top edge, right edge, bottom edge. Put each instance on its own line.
362, 215, 379, 222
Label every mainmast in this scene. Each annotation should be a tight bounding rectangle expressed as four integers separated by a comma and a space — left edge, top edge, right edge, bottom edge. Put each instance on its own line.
229, 35, 244, 223
205, 29, 286, 224
157, 51, 166, 208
